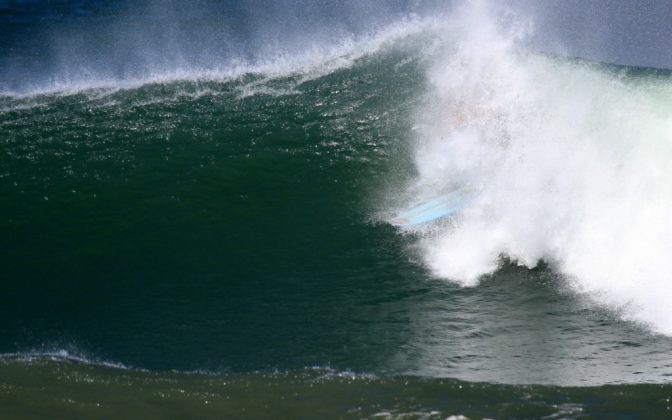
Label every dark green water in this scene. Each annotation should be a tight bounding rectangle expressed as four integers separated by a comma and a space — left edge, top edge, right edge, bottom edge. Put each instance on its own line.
1, 51, 423, 371
3, 1, 672, 418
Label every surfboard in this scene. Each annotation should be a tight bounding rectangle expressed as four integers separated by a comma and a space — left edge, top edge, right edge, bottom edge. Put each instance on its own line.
390, 189, 469, 227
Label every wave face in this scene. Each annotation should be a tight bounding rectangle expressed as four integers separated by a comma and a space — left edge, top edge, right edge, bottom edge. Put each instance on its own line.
3, 0, 672, 410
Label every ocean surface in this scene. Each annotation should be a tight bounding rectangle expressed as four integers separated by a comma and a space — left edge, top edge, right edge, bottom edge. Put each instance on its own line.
2, 1, 672, 418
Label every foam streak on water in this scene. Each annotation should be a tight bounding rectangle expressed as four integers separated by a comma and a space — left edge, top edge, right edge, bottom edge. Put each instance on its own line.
404, 0, 672, 334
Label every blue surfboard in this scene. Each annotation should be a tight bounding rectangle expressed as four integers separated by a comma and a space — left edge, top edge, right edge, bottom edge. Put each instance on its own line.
390, 189, 470, 227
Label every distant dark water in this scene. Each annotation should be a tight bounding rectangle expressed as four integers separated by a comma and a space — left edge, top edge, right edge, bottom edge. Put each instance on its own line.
2, 1, 672, 418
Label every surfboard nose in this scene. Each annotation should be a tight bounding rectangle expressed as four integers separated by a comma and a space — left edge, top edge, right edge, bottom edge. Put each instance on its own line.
389, 217, 408, 226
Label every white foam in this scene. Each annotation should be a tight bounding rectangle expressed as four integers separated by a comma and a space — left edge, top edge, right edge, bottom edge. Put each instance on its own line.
0, 348, 131, 370
403, 0, 672, 334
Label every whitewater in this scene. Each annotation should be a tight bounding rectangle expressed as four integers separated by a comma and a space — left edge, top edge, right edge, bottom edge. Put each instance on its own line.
378, 1, 672, 336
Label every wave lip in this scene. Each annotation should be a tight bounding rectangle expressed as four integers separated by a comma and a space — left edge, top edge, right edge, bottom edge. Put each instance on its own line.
0, 13, 443, 99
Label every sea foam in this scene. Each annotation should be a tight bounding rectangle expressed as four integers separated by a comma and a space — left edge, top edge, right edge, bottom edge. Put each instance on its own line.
403, 0, 672, 334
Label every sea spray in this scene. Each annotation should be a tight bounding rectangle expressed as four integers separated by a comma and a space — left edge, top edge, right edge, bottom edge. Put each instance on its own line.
403, 0, 672, 334
0, 1, 446, 97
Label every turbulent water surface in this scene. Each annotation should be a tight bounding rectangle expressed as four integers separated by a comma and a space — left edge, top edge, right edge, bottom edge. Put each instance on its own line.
2, 0, 672, 418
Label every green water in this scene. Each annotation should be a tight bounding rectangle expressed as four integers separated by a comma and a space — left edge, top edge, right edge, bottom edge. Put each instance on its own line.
0, 51, 427, 371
